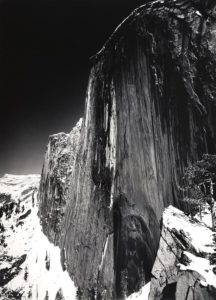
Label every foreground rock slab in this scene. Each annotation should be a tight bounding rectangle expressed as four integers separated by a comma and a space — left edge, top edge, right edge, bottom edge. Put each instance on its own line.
149, 205, 216, 300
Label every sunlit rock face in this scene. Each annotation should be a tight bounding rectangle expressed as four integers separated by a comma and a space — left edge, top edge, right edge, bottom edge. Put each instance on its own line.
39, 119, 82, 243
39, 0, 216, 298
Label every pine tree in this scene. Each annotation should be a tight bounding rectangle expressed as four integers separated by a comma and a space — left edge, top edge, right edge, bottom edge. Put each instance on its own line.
45, 251, 50, 271
24, 266, 28, 281
76, 287, 83, 300
28, 288, 32, 298
55, 288, 65, 300
44, 291, 49, 300
182, 154, 216, 230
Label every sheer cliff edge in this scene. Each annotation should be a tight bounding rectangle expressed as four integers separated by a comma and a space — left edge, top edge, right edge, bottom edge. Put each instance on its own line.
39, 1, 216, 298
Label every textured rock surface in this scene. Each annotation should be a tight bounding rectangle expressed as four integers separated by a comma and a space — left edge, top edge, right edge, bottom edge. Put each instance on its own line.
149, 205, 216, 299
39, 119, 82, 243
39, 0, 216, 298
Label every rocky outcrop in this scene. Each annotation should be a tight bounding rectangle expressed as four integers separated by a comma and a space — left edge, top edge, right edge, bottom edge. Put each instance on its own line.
39, 119, 82, 243
149, 205, 216, 299
39, 0, 216, 298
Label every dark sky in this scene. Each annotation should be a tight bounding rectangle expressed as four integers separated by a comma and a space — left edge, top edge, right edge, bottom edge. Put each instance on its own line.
0, 0, 143, 176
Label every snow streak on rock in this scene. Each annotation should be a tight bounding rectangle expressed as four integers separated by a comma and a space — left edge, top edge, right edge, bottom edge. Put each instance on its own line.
106, 80, 117, 209
99, 236, 109, 272
0, 174, 76, 300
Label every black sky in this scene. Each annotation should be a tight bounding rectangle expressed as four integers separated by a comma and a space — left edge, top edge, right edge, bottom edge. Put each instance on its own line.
0, 0, 143, 176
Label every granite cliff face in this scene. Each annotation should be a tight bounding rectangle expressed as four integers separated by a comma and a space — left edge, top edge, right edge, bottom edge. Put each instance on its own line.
39, 0, 216, 298
39, 119, 82, 243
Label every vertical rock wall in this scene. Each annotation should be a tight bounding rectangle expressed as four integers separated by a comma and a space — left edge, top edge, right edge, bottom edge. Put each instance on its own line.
39, 1, 216, 298
39, 119, 82, 243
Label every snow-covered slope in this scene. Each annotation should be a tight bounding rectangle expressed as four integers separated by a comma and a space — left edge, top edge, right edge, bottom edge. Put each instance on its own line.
164, 206, 216, 286
149, 205, 216, 299
0, 174, 77, 300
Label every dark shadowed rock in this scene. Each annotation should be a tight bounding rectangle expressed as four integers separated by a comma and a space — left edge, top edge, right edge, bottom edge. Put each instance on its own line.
0, 254, 26, 287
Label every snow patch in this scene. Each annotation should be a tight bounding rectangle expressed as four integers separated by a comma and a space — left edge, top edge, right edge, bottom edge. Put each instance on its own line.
163, 206, 215, 255
179, 251, 216, 288
127, 282, 150, 300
